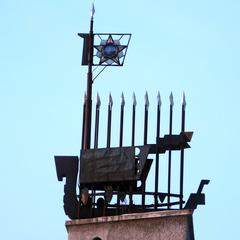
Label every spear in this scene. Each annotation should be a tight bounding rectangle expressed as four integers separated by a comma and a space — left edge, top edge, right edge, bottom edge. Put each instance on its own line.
83, 3, 95, 150
94, 93, 101, 149
167, 92, 174, 208
107, 93, 113, 148
93, 93, 100, 215
179, 92, 186, 209
119, 93, 125, 147
154, 92, 161, 209
142, 91, 149, 209
132, 92, 137, 146
143, 92, 149, 145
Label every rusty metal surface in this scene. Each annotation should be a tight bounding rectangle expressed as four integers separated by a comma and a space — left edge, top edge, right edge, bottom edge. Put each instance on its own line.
80, 145, 151, 184
54, 10, 209, 220
54, 92, 209, 220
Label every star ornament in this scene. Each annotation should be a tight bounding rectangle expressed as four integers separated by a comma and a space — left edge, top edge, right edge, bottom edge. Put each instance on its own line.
94, 35, 127, 66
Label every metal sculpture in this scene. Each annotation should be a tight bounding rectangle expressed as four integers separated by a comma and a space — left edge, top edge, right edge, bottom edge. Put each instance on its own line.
54, 5, 209, 220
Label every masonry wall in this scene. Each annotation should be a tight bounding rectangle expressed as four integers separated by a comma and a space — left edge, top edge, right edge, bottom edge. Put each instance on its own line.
65, 209, 194, 240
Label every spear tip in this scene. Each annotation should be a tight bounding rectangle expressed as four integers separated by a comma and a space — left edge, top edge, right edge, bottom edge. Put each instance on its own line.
182, 92, 186, 108
133, 92, 137, 107
121, 92, 125, 107
109, 92, 113, 108
90, 2, 95, 19
169, 92, 174, 107
84, 92, 87, 103
145, 91, 149, 108
96, 92, 101, 107
157, 91, 162, 107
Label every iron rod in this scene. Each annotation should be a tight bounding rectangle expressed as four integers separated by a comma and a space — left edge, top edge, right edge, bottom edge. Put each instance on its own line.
81, 93, 86, 150
179, 93, 186, 209
143, 92, 149, 145
131, 93, 136, 146
154, 92, 161, 209
83, 12, 94, 150
167, 93, 174, 209
119, 93, 125, 147
94, 93, 101, 149
107, 93, 113, 148
142, 92, 149, 209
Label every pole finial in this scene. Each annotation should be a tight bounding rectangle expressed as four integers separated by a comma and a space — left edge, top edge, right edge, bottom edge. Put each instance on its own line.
169, 92, 174, 107
157, 91, 162, 107
109, 92, 113, 110
145, 91, 149, 109
84, 92, 87, 103
96, 92, 101, 107
133, 92, 137, 107
121, 92, 125, 107
90, 2, 95, 19
182, 92, 186, 109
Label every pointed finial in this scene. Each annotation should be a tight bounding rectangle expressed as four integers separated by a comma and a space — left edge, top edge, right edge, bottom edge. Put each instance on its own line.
109, 93, 113, 110
182, 92, 186, 109
90, 2, 95, 19
121, 92, 125, 107
96, 92, 101, 108
145, 91, 149, 109
133, 92, 137, 107
157, 91, 162, 107
83, 92, 87, 104
169, 92, 174, 107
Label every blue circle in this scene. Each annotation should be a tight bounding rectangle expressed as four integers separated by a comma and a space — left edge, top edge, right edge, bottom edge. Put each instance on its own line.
103, 44, 117, 58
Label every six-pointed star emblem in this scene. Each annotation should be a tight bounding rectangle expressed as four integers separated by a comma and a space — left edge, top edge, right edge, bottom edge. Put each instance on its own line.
94, 35, 127, 65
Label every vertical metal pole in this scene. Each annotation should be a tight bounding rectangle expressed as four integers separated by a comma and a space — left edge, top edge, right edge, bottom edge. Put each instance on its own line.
167, 92, 174, 209
143, 92, 149, 145
119, 93, 125, 147
180, 93, 186, 209
79, 93, 87, 218
154, 92, 161, 210
131, 93, 136, 212
142, 92, 149, 209
94, 93, 101, 149
92, 93, 101, 214
81, 93, 87, 149
83, 9, 94, 150
107, 93, 113, 148
132, 92, 137, 146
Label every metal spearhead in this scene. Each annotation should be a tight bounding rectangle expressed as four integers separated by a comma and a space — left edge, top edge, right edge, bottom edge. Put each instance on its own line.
133, 92, 137, 107
121, 92, 125, 107
96, 92, 101, 108
109, 93, 113, 110
84, 92, 87, 104
90, 2, 95, 19
169, 92, 174, 107
182, 92, 186, 110
145, 91, 149, 110
157, 91, 162, 107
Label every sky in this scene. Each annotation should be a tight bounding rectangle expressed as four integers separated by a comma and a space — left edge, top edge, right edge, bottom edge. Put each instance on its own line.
1, 0, 240, 239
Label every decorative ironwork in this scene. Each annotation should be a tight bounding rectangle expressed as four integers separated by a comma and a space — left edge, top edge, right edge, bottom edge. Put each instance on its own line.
54, 4, 209, 220
78, 33, 131, 66
55, 92, 209, 219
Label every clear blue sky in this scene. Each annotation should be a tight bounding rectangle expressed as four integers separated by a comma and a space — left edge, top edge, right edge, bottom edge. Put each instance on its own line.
1, 0, 239, 239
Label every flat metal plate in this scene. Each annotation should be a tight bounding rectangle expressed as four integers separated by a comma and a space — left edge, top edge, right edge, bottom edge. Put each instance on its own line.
80, 147, 136, 183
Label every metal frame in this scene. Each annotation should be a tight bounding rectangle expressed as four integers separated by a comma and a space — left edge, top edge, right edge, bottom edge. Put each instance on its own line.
54, 7, 209, 220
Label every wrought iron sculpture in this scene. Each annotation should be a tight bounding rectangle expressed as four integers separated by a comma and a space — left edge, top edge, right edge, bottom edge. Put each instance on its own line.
54, 5, 209, 220
78, 33, 131, 66
55, 92, 209, 219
